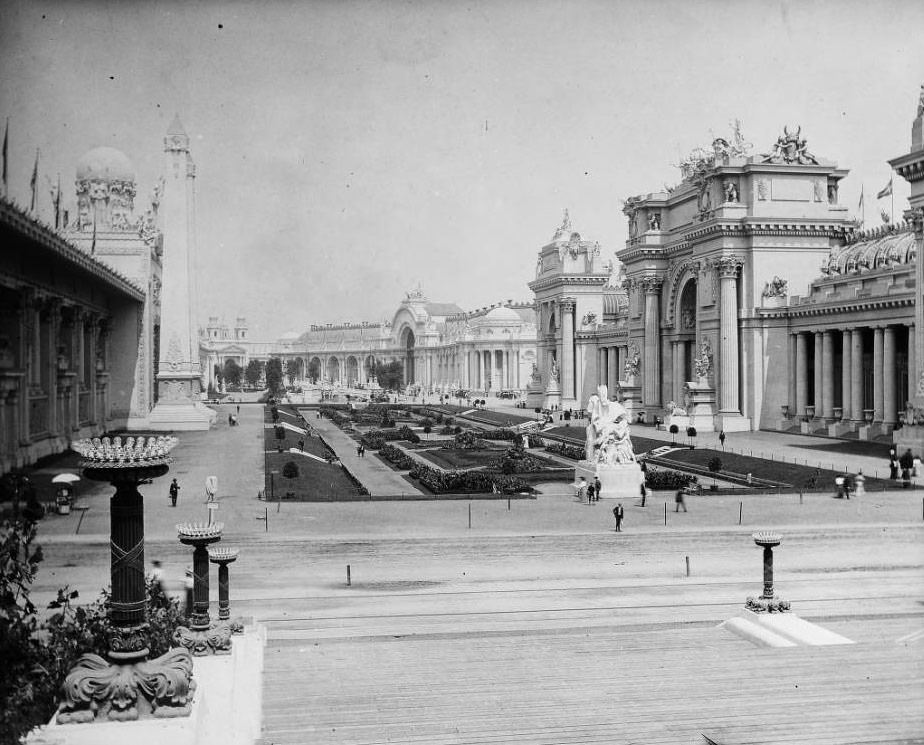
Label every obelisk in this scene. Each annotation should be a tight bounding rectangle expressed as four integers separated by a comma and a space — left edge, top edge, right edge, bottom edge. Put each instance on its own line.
148, 115, 214, 430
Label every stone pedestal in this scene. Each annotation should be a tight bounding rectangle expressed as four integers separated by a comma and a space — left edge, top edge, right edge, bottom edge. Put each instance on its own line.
894, 424, 924, 455
574, 460, 644, 501
617, 378, 642, 419
542, 379, 562, 411
673, 380, 717, 432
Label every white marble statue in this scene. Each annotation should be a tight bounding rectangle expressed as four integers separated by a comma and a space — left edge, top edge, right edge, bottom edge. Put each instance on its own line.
585, 384, 636, 466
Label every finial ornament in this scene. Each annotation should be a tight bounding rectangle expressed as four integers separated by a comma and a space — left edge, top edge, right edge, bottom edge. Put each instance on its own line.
762, 125, 818, 165
918, 84, 924, 117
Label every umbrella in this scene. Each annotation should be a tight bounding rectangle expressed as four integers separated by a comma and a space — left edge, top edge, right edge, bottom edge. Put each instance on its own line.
52, 473, 81, 484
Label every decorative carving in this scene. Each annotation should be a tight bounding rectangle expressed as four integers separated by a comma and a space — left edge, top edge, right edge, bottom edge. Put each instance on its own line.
57, 647, 195, 723
716, 255, 744, 279
623, 199, 640, 238
107, 624, 150, 658
581, 312, 597, 326
624, 343, 641, 378
163, 380, 185, 401
757, 178, 769, 201
640, 276, 663, 294
693, 337, 713, 379
813, 178, 825, 202
585, 384, 636, 466
827, 178, 839, 204
762, 276, 789, 298
762, 125, 818, 165
552, 208, 572, 241
535, 254, 543, 278
648, 212, 661, 231
548, 358, 560, 384
723, 179, 739, 203
918, 84, 924, 118
166, 332, 183, 370
173, 622, 233, 656
697, 180, 713, 214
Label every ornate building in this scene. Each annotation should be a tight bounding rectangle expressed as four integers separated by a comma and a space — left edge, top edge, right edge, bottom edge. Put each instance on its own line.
531, 91, 924, 440
202, 289, 539, 394
1, 197, 146, 474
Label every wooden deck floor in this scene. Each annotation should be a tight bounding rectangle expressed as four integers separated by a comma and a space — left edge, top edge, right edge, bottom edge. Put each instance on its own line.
260, 612, 924, 745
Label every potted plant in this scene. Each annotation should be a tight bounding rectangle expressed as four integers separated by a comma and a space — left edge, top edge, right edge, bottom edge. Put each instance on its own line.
669, 423, 678, 445
686, 426, 697, 449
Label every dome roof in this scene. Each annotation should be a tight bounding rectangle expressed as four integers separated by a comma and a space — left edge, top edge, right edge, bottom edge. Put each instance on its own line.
481, 306, 522, 324
822, 227, 916, 276
76, 147, 135, 183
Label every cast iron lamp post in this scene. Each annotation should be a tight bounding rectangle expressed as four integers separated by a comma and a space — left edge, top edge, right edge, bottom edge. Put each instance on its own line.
174, 521, 232, 655
58, 436, 195, 723
208, 545, 244, 633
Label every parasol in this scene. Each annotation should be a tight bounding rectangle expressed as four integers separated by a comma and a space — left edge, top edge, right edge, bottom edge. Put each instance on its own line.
52, 473, 81, 484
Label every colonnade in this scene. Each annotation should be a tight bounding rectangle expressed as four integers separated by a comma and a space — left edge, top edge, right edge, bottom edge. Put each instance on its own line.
597, 344, 629, 395
790, 323, 912, 425
465, 348, 522, 392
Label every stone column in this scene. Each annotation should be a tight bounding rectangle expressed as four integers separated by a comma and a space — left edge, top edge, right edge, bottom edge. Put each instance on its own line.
822, 330, 835, 419
874, 327, 884, 421
841, 330, 852, 420
883, 326, 897, 425
813, 331, 824, 416
607, 347, 618, 392
641, 278, 662, 408
501, 349, 508, 390
851, 330, 864, 421
908, 325, 915, 406
717, 257, 744, 413
560, 299, 576, 405
796, 333, 808, 416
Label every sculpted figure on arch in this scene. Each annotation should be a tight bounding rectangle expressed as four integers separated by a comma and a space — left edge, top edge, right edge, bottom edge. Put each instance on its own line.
585, 384, 636, 466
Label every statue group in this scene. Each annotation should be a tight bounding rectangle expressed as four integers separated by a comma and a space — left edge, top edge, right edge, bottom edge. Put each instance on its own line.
585, 384, 636, 466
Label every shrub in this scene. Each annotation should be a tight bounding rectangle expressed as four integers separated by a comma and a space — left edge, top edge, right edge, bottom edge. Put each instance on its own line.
644, 468, 698, 490
409, 463, 531, 494
398, 425, 421, 443
451, 431, 485, 449
482, 428, 517, 441
544, 441, 586, 460
379, 443, 416, 469
282, 460, 300, 479
494, 440, 544, 474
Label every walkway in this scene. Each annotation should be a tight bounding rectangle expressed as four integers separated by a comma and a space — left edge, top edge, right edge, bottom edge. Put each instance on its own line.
306, 414, 427, 498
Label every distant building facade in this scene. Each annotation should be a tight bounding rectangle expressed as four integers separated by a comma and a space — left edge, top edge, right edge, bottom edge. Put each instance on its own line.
531, 95, 924, 439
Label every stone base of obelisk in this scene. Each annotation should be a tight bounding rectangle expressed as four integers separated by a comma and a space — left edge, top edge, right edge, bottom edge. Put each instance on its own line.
575, 460, 644, 501
148, 374, 215, 431
893, 423, 924, 455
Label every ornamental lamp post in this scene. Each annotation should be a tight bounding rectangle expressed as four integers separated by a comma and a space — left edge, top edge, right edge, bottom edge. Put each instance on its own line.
57, 435, 195, 724
208, 546, 243, 633
175, 521, 232, 655
746, 530, 791, 613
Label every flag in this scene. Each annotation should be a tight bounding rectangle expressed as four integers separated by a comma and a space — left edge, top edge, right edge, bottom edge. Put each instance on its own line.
877, 178, 893, 200
54, 173, 61, 229
1, 119, 7, 195
29, 149, 38, 212
858, 190, 864, 212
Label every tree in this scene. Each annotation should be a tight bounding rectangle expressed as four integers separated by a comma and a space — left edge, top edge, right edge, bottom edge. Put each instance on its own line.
686, 426, 697, 449
213, 363, 223, 388
223, 359, 243, 389
307, 358, 320, 383
282, 460, 299, 479
285, 359, 299, 387
374, 360, 404, 391
669, 423, 679, 445
265, 358, 284, 396
708, 456, 722, 490
245, 359, 263, 388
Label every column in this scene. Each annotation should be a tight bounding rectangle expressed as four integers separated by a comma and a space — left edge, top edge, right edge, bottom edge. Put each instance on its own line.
813, 331, 823, 416
670, 342, 680, 401
883, 326, 897, 424
908, 326, 915, 406
822, 330, 834, 419
641, 278, 662, 408
717, 257, 743, 413
463, 350, 470, 388
478, 349, 485, 390
841, 330, 852, 419
607, 347, 618, 393
561, 299, 576, 403
787, 334, 796, 413
501, 349, 508, 390
874, 327, 884, 421
514, 349, 520, 388
851, 329, 863, 421
677, 339, 688, 392
796, 332, 808, 415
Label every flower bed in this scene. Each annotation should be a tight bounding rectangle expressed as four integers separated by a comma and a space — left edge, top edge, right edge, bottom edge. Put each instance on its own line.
379, 443, 416, 470
409, 462, 531, 494
544, 441, 586, 460
643, 467, 698, 491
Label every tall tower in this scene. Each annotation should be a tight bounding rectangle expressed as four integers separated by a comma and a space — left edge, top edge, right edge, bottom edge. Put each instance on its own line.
148, 115, 214, 429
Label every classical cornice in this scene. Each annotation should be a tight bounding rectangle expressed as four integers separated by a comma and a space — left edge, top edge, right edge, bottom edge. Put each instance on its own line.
760, 294, 913, 320
889, 150, 924, 183
528, 274, 609, 291
1, 197, 144, 301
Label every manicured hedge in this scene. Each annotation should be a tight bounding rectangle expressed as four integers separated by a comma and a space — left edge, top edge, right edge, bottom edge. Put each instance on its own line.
409, 462, 531, 494
379, 443, 416, 470
644, 467, 698, 490
545, 441, 586, 460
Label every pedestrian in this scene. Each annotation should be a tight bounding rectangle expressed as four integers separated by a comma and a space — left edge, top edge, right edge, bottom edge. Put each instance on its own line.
719, 430, 726, 449
359, 444, 365, 457
612, 502, 624, 531
228, 413, 233, 426
639, 480, 648, 507
169, 478, 179, 507
594, 476, 602, 502
587, 482, 596, 504
854, 470, 866, 497
151, 560, 165, 597
900, 449, 914, 488
298, 438, 305, 451
889, 457, 899, 480
843, 474, 852, 499
674, 487, 687, 512
574, 476, 588, 502
236, 404, 240, 415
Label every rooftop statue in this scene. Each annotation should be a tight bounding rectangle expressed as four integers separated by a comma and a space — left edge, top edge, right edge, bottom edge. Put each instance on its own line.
585, 384, 636, 466
762, 125, 818, 165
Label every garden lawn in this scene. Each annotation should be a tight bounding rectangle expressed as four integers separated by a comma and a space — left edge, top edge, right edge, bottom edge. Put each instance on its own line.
418, 447, 505, 470
650, 446, 896, 491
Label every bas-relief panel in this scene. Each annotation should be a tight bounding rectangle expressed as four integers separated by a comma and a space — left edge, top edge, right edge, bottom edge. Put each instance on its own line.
770, 178, 812, 202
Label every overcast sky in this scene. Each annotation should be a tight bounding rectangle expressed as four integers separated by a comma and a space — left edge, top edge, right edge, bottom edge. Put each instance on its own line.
2, 0, 922, 340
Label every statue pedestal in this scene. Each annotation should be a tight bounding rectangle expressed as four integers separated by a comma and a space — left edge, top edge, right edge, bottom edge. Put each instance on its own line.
617, 378, 642, 419
575, 460, 644, 501
526, 379, 545, 409
894, 423, 924, 454
674, 380, 716, 432
542, 380, 562, 411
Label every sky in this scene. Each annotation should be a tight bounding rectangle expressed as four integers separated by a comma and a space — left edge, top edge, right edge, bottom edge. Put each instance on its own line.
2, 0, 922, 340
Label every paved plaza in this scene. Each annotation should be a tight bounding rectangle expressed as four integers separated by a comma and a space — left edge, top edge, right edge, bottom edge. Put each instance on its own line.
28, 403, 924, 744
